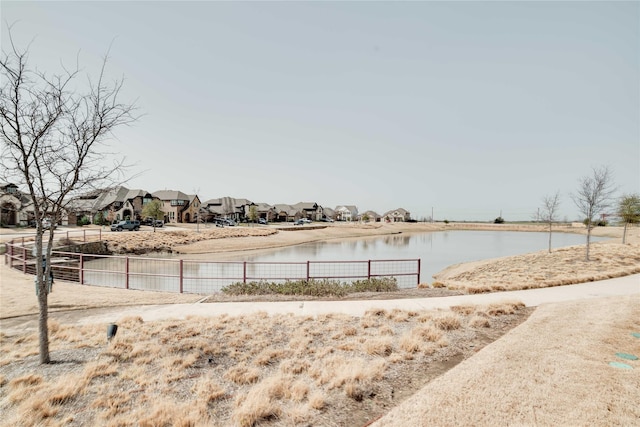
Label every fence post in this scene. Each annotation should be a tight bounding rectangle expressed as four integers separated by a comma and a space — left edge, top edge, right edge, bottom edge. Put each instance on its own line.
243, 261, 247, 284
125, 257, 129, 290
79, 254, 84, 285
417, 259, 421, 285
368, 260, 371, 280
83, 229, 86, 242
179, 259, 184, 293
99, 229, 102, 241
66, 230, 69, 241
306, 261, 310, 282
22, 246, 27, 273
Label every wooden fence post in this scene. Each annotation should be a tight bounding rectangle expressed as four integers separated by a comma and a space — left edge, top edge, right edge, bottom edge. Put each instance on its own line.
243, 261, 247, 284
179, 259, 184, 293
125, 257, 129, 290
80, 254, 84, 285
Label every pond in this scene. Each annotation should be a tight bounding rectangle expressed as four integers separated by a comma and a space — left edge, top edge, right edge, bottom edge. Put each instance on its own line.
81, 230, 604, 292
196, 230, 603, 283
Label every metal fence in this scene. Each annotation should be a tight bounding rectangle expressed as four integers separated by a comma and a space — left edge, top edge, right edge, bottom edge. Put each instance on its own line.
7, 228, 103, 247
4, 241, 421, 293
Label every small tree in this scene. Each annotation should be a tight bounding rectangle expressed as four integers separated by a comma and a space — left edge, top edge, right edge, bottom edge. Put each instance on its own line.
106, 208, 116, 225
540, 191, 561, 253
248, 205, 258, 224
94, 210, 105, 226
618, 193, 640, 244
1, 31, 136, 364
571, 166, 616, 261
142, 199, 164, 232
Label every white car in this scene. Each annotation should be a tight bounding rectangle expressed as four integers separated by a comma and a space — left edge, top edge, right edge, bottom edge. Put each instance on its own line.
42, 218, 56, 230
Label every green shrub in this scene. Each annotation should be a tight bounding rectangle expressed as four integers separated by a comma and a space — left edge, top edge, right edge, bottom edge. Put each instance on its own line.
494, 217, 505, 224
222, 277, 398, 297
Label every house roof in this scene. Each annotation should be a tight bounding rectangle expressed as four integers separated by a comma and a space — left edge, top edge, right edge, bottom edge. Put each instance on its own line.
273, 204, 298, 216
254, 202, 274, 212
202, 196, 247, 215
68, 186, 154, 212
153, 190, 190, 201
383, 208, 410, 217
361, 210, 381, 218
323, 207, 335, 217
292, 202, 319, 211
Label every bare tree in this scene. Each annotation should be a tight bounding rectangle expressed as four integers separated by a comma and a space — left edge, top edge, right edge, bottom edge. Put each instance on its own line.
571, 166, 616, 261
0, 31, 136, 364
540, 191, 561, 253
618, 193, 640, 244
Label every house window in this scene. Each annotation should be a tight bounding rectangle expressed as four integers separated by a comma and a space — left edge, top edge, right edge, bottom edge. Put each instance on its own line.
170, 200, 185, 206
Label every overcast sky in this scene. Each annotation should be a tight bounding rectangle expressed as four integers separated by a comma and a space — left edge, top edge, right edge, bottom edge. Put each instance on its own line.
2, 1, 638, 221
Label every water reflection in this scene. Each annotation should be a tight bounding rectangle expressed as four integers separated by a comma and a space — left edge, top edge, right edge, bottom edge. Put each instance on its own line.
186, 230, 603, 283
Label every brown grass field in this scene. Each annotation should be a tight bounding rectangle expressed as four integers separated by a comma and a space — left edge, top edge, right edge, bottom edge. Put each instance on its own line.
1, 222, 639, 426
0, 303, 531, 426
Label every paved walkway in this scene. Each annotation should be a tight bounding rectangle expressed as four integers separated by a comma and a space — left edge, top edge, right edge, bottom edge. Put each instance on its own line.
77, 274, 640, 325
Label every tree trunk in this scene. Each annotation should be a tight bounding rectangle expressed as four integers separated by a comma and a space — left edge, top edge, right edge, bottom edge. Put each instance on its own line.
622, 223, 628, 244
38, 281, 50, 364
585, 225, 592, 261
548, 221, 552, 253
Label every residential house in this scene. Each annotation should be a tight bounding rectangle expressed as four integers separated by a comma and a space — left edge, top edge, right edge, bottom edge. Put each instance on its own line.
153, 190, 200, 223
335, 205, 358, 222
253, 202, 277, 222
69, 186, 157, 224
202, 197, 250, 222
382, 208, 411, 222
184, 194, 202, 223
322, 207, 336, 221
292, 202, 323, 221
272, 204, 298, 222
360, 210, 381, 222
0, 182, 32, 226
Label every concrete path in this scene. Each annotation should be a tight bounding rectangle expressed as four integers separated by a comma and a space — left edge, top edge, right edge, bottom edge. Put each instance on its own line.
77, 274, 640, 325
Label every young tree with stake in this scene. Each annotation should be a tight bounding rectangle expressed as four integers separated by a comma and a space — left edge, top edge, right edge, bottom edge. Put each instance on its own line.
540, 191, 561, 253
0, 31, 137, 364
571, 166, 616, 261
618, 193, 640, 244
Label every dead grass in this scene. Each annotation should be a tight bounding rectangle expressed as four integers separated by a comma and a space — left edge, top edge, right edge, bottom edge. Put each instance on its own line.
0, 304, 528, 426
435, 241, 640, 293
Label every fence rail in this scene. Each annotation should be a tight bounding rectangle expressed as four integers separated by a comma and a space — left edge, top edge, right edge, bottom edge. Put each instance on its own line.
4, 241, 421, 294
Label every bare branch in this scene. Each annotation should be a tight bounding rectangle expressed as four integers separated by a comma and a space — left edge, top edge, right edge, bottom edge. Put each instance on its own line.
571, 166, 617, 261
1, 28, 138, 364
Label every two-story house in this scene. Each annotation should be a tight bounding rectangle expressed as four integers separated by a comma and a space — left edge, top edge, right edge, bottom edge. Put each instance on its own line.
335, 205, 359, 222
153, 190, 201, 223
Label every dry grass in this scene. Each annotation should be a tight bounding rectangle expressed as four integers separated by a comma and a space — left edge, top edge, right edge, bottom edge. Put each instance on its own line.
435, 241, 640, 293
0, 304, 528, 426
104, 227, 278, 254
